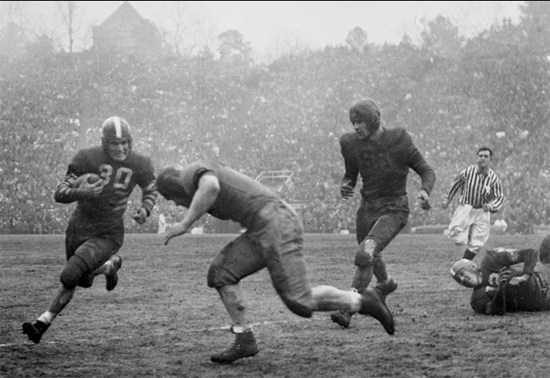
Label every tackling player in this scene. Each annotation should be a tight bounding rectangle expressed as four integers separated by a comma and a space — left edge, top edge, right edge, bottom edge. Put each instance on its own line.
156, 160, 395, 363
22, 116, 158, 343
450, 235, 550, 315
331, 98, 436, 328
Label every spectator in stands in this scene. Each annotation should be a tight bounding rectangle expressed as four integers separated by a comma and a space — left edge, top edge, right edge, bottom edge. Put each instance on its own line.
330, 98, 436, 328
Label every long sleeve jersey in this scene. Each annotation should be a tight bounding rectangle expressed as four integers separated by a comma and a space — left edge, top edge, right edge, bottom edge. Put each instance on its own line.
340, 128, 435, 201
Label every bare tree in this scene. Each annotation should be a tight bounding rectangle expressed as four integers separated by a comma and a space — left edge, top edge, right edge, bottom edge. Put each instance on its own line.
56, 1, 81, 53
158, 2, 217, 57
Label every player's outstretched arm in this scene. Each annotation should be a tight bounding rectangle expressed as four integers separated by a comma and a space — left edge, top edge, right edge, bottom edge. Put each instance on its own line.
164, 174, 220, 245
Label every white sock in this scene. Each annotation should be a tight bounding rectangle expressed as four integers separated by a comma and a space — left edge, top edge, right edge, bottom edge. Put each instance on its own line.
38, 311, 55, 325
231, 325, 252, 334
349, 292, 362, 313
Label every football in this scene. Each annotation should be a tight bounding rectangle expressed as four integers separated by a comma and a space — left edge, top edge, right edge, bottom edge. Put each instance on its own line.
73, 173, 102, 188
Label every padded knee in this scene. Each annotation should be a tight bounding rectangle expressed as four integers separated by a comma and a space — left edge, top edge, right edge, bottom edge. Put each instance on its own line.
207, 258, 235, 288
60, 256, 91, 289
355, 239, 376, 267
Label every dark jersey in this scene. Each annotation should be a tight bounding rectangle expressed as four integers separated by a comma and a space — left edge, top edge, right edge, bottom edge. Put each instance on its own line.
470, 248, 549, 313
173, 161, 281, 230
340, 128, 435, 201
54, 145, 157, 243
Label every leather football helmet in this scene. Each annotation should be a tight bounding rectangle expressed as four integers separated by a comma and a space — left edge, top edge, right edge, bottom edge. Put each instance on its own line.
101, 116, 132, 153
450, 259, 481, 288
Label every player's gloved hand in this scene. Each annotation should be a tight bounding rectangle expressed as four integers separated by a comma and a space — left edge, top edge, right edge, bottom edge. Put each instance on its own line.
482, 204, 491, 212
340, 182, 354, 199
417, 190, 431, 210
441, 199, 450, 210
509, 273, 530, 286
79, 179, 104, 198
164, 222, 189, 245
132, 207, 149, 225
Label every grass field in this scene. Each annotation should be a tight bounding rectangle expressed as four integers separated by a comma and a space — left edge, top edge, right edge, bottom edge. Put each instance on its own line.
2, 232, 550, 378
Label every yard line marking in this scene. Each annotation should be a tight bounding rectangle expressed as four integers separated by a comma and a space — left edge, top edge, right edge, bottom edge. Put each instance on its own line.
1, 317, 325, 348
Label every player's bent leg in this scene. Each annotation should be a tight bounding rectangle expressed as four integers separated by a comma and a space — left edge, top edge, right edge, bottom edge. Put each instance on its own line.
60, 255, 90, 289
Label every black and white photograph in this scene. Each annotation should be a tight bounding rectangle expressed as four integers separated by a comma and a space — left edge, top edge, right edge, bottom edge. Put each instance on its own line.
1, 1, 549, 377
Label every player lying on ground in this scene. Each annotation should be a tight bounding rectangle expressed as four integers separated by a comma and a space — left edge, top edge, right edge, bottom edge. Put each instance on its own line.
156, 160, 395, 364
22, 117, 158, 343
450, 234, 550, 315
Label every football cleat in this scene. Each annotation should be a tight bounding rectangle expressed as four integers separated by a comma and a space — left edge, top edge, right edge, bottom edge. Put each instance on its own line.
211, 331, 259, 363
22, 320, 50, 344
375, 278, 398, 300
330, 311, 352, 328
105, 255, 122, 291
358, 287, 395, 335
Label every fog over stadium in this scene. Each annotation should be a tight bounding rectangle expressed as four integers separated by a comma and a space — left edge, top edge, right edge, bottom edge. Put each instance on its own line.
6, 1, 522, 61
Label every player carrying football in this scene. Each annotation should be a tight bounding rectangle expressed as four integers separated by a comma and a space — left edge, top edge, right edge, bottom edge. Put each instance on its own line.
331, 98, 436, 328
156, 160, 395, 363
22, 116, 158, 343
450, 235, 550, 315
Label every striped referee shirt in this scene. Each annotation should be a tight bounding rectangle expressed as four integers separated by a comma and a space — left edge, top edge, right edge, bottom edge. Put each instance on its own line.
445, 165, 504, 212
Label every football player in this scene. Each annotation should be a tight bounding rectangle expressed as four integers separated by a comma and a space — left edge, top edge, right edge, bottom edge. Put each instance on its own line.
156, 160, 395, 363
331, 98, 436, 328
22, 116, 158, 343
450, 234, 550, 315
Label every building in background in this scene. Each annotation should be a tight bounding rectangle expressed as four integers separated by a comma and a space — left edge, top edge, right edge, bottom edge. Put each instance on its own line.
92, 1, 163, 59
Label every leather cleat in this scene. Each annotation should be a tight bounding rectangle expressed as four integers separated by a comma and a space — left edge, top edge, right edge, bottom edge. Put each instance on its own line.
22, 320, 50, 344
330, 311, 352, 328
211, 331, 259, 363
375, 278, 398, 300
106, 255, 122, 291
358, 287, 395, 335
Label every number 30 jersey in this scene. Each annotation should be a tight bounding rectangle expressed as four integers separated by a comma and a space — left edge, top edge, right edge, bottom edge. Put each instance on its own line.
54, 145, 157, 240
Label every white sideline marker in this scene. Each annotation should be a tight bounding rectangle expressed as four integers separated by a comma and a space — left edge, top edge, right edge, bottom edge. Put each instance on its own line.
0, 317, 322, 348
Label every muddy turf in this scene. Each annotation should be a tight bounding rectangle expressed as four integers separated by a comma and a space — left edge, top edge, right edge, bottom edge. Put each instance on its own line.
2, 233, 549, 378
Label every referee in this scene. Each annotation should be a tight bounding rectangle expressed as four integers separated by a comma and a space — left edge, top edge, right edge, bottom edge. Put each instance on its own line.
442, 146, 504, 260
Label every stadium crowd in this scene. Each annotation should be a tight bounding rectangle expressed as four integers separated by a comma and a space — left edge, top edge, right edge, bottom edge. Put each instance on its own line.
1, 8, 550, 236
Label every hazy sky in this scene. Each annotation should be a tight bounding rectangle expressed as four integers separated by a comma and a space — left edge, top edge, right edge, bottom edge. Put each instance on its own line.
20, 1, 523, 59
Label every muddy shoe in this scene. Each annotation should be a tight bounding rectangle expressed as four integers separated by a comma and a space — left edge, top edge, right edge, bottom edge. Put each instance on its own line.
22, 320, 50, 344
358, 287, 395, 335
330, 311, 352, 328
106, 255, 122, 291
375, 278, 398, 300
211, 331, 259, 363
